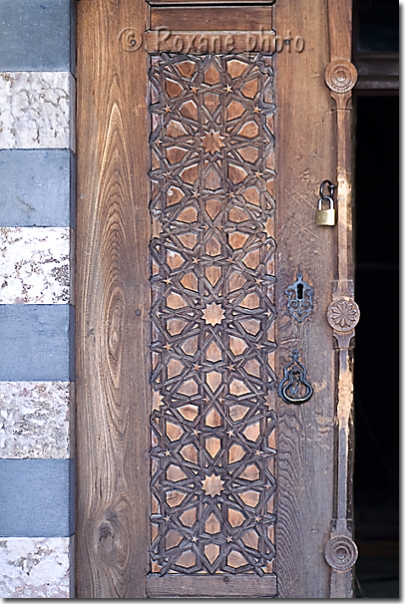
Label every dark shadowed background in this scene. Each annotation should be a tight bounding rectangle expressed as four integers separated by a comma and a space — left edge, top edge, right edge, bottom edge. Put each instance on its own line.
352, 0, 399, 596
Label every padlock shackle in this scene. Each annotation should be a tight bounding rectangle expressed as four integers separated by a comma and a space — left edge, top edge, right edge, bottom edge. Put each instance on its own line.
317, 196, 334, 210
320, 180, 335, 200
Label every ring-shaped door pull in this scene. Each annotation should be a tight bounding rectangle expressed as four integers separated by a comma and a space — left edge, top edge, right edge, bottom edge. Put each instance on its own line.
278, 349, 313, 405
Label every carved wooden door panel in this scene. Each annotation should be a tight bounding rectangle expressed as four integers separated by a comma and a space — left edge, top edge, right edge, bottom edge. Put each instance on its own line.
76, 0, 358, 598
147, 51, 278, 597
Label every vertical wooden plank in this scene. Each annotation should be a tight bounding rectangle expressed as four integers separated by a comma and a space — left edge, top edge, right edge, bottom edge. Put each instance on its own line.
76, 0, 150, 597
274, 1, 335, 598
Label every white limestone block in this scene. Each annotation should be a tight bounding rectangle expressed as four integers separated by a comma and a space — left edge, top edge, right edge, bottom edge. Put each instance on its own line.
0, 537, 74, 598
0, 382, 74, 459
0, 72, 75, 149
0, 227, 73, 304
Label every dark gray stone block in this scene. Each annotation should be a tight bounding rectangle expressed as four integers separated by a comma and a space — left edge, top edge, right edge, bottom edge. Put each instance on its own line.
0, 0, 75, 73
0, 305, 75, 382
0, 150, 75, 228
0, 459, 75, 537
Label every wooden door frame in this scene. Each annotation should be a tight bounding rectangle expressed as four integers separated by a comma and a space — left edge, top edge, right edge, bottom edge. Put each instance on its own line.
75, 0, 358, 597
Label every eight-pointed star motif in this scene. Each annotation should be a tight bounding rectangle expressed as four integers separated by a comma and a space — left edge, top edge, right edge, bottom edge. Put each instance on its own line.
202, 130, 225, 154
202, 302, 225, 326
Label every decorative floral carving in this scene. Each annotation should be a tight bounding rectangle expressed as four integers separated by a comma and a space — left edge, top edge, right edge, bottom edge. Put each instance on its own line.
327, 298, 360, 332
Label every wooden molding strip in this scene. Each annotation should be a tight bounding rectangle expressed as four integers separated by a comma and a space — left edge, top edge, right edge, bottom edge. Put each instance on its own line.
147, 0, 276, 5
324, 0, 359, 598
354, 53, 399, 92
150, 6, 273, 32
147, 574, 277, 597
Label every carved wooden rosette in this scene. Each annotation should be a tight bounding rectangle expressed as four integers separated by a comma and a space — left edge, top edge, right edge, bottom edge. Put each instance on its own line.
148, 53, 277, 583
324, 530, 358, 573
324, 6, 359, 596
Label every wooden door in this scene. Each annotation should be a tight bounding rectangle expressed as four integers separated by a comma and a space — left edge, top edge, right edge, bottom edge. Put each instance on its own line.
76, 0, 359, 598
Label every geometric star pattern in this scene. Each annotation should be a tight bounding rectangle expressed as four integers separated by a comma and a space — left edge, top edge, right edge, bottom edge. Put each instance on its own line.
149, 53, 277, 576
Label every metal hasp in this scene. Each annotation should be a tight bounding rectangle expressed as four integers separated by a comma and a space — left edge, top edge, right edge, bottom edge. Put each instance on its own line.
316, 180, 336, 226
324, 0, 360, 597
285, 271, 314, 323
278, 349, 313, 405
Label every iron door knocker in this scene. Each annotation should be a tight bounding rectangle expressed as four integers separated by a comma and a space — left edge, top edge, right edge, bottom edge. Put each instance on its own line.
278, 349, 313, 405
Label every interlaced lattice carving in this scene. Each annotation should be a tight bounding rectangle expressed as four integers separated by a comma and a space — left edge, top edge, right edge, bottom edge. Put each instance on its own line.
148, 53, 277, 576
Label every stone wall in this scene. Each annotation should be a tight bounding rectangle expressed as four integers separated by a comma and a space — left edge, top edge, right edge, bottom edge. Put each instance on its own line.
0, 0, 75, 597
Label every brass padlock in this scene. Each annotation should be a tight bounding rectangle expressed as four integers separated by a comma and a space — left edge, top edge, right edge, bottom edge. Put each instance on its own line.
316, 180, 336, 226
316, 196, 335, 225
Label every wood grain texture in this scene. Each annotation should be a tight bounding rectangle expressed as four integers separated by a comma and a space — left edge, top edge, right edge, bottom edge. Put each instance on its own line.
151, 6, 272, 32
327, 0, 352, 62
76, 0, 150, 597
147, 574, 277, 597
274, 0, 336, 598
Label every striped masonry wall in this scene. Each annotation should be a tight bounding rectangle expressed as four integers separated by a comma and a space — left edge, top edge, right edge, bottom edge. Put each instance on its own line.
0, 0, 76, 597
